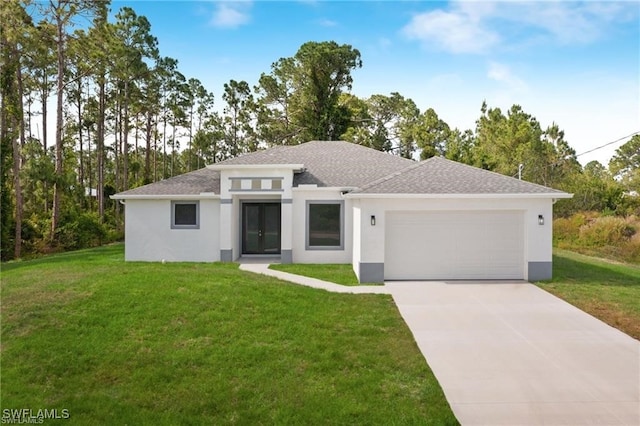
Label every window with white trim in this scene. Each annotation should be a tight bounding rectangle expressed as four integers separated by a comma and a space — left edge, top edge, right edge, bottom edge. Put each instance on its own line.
306, 201, 343, 250
171, 201, 199, 229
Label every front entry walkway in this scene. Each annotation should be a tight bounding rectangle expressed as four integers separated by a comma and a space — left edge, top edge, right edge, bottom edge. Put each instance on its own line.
239, 263, 640, 425
239, 262, 390, 294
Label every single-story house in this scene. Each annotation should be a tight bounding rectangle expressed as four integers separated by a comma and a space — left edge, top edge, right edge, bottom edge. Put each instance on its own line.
112, 140, 572, 282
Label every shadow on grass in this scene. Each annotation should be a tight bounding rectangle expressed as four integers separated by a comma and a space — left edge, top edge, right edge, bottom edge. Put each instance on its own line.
550, 252, 640, 287
1, 244, 124, 273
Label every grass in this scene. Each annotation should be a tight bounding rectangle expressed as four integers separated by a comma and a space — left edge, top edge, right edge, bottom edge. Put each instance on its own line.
269, 263, 383, 286
0, 244, 457, 425
538, 249, 640, 340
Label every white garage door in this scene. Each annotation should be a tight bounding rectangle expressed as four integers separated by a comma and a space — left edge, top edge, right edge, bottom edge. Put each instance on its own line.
385, 211, 524, 280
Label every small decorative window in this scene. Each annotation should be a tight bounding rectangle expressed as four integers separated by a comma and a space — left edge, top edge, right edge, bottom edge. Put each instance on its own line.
306, 201, 343, 250
171, 201, 199, 229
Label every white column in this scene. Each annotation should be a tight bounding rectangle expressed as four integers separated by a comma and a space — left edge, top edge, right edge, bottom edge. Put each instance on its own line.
219, 199, 233, 261
280, 199, 293, 263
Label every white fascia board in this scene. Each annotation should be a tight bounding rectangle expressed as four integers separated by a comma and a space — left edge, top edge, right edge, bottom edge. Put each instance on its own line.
110, 193, 220, 200
343, 192, 573, 200
207, 164, 305, 171
292, 186, 357, 193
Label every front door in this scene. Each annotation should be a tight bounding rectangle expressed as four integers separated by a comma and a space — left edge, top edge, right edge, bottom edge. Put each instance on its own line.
242, 203, 281, 254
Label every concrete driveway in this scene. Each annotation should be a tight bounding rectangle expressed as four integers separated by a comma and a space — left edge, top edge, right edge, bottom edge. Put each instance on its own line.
386, 281, 640, 425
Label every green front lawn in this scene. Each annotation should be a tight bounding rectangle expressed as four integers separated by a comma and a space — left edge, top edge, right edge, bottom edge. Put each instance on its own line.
1, 245, 457, 425
268, 263, 362, 286
538, 249, 640, 340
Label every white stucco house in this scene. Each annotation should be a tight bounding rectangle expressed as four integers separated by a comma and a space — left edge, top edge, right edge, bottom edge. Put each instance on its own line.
112, 140, 572, 282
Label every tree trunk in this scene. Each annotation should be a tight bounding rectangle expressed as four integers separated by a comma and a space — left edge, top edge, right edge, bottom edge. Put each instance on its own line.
41, 80, 48, 214
123, 80, 129, 190
97, 77, 105, 220
144, 110, 152, 183
42, 77, 48, 151
77, 77, 84, 193
50, 15, 65, 242
13, 48, 25, 258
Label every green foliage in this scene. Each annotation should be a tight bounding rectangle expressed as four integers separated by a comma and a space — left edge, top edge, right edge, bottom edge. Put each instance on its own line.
609, 134, 640, 193
256, 41, 362, 144
555, 161, 625, 216
340, 92, 419, 156
55, 212, 108, 250
554, 213, 640, 263
414, 108, 451, 159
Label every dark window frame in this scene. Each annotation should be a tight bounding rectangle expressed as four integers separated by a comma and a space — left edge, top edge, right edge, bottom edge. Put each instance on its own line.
305, 200, 344, 250
171, 201, 200, 229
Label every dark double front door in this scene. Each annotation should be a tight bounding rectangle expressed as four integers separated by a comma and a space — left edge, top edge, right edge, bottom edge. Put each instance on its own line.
242, 203, 281, 255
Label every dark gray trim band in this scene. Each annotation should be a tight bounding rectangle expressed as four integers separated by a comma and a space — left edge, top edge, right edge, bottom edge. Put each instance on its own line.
281, 198, 292, 204
229, 189, 285, 192
358, 262, 384, 283
220, 249, 233, 262
280, 250, 293, 264
228, 176, 284, 180
220, 199, 232, 204
528, 261, 552, 281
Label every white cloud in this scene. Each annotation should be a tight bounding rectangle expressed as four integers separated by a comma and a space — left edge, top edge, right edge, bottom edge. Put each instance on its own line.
402, 7, 499, 54
487, 62, 528, 93
211, 2, 252, 29
402, 1, 638, 54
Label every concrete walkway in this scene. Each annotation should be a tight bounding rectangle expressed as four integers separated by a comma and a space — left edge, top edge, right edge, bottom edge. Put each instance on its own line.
239, 263, 640, 425
239, 262, 390, 294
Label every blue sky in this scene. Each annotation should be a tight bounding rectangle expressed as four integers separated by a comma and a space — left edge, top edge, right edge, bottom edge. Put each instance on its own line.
112, 0, 639, 166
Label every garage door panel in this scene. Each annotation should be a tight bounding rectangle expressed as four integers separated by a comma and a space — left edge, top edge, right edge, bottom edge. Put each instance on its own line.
385, 211, 524, 280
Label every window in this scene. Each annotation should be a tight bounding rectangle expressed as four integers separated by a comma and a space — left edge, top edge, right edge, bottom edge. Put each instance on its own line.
172, 201, 199, 229
307, 201, 343, 249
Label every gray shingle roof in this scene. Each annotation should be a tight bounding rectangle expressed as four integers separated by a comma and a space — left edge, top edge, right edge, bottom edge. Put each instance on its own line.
114, 141, 568, 197
353, 156, 567, 195
114, 167, 220, 196
220, 140, 414, 187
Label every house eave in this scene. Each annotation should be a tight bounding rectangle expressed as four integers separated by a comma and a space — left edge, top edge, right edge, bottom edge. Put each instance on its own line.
207, 164, 305, 172
110, 193, 220, 201
292, 186, 358, 193
343, 192, 574, 200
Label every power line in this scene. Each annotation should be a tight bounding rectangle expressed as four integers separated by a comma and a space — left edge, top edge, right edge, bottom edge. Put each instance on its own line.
576, 131, 640, 157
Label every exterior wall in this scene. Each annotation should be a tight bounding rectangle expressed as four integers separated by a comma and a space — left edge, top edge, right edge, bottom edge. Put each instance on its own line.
124, 199, 220, 262
291, 187, 353, 263
352, 197, 554, 281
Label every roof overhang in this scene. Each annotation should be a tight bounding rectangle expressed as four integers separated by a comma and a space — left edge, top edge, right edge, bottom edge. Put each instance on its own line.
207, 164, 305, 172
110, 193, 220, 200
343, 192, 574, 200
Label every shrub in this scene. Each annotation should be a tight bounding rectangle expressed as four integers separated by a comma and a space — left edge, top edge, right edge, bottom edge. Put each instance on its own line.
56, 213, 107, 250
578, 216, 636, 247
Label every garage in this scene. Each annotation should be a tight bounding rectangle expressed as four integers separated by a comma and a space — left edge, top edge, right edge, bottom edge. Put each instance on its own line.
385, 210, 525, 280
